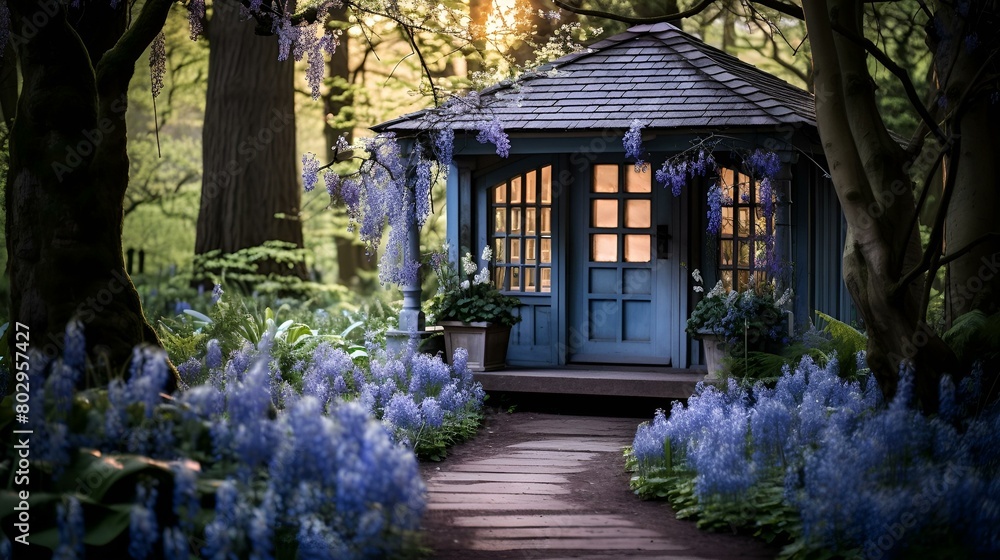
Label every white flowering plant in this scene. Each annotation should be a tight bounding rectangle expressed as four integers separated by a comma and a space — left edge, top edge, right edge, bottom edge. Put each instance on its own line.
427, 246, 522, 327
686, 269, 792, 353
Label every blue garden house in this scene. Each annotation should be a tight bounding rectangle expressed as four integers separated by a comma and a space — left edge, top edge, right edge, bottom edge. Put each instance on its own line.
376, 23, 853, 377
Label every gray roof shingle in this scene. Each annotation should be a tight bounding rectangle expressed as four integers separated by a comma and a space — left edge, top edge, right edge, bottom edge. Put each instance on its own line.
373, 23, 815, 133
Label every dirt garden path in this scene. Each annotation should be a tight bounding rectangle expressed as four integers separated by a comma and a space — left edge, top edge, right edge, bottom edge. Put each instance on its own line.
419, 411, 778, 559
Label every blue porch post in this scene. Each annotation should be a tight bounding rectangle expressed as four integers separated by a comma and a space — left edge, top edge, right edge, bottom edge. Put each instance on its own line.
386, 165, 426, 355
397, 202, 425, 333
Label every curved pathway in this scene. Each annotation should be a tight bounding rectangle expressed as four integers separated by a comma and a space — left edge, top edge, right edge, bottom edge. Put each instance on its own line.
420, 412, 778, 559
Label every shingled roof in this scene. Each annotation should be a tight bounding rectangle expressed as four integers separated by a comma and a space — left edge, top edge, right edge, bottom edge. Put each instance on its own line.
375, 22, 816, 133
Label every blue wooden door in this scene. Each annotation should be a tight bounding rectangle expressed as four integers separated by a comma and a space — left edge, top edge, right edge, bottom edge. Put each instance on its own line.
568, 164, 673, 364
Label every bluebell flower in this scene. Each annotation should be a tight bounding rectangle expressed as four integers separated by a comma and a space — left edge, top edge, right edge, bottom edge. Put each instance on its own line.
173, 300, 191, 315
162, 527, 189, 560
129, 484, 160, 559
172, 462, 200, 532
206, 339, 223, 371
385, 393, 422, 431
54, 497, 85, 560
176, 357, 202, 385
421, 397, 444, 428
63, 320, 86, 371
211, 284, 224, 304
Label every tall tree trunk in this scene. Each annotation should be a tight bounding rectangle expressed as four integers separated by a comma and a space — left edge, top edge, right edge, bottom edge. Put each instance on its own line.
933, 5, 1000, 319
197, 0, 306, 281
5, 0, 177, 389
803, 0, 957, 409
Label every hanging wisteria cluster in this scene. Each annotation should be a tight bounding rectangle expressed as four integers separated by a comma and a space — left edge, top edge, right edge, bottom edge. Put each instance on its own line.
186, 0, 341, 99
623, 124, 785, 278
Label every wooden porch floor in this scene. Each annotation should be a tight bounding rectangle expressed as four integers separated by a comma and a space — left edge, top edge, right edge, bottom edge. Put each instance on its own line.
473, 366, 708, 399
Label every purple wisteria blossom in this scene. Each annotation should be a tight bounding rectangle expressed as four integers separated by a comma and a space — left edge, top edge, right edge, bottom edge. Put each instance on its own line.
745, 149, 781, 179
302, 152, 320, 192
434, 127, 455, 167
655, 148, 716, 197
150, 32, 166, 99
188, 0, 206, 40
415, 158, 433, 227
475, 117, 511, 158
623, 119, 646, 171
706, 182, 724, 235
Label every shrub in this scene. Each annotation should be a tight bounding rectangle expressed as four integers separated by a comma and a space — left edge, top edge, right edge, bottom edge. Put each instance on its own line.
626, 356, 1000, 558
0, 318, 485, 557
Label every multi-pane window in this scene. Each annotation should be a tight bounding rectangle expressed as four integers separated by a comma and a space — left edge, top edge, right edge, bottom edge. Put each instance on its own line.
491, 166, 553, 293
717, 166, 773, 291
590, 164, 652, 264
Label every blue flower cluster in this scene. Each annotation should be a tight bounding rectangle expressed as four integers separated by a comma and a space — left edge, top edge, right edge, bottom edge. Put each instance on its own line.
475, 117, 511, 158
623, 119, 646, 171
654, 148, 716, 197
632, 356, 1000, 556
16, 322, 451, 560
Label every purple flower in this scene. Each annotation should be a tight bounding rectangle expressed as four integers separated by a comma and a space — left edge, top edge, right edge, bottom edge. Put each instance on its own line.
434, 127, 454, 167
623, 119, 646, 170
150, 32, 166, 99
745, 149, 781, 178
475, 118, 510, 158
385, 393, 423, 431
415, 158, 433, 227
706, 183, 723, 235
211, 283, 224, 304
54, 497, 85, 560
302, 152, 320, 192
162, 527, 189, 560
129, 484, 160, 559
188, 0, 205, 40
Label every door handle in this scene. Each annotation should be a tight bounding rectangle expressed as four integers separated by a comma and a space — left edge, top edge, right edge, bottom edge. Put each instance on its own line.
656, 225, 670, 259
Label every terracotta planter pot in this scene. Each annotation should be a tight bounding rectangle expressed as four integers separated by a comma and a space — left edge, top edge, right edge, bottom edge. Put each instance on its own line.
695, 331, 727, 380
438, 321, 511, 372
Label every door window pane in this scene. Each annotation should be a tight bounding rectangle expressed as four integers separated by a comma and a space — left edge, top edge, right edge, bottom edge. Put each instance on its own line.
540, 238, 551, 263
494, 184, 506, 203
511, 176, 522, 203
593, 165, 618, 193
540, 267, 551, 292
626, 167, 651, 192
591, 234, 617, 262
495, 238, 506, 263
510, 208, 522, 234
541, 166, 552, 203
592, 199, 618, 228
525, 238, 536, 263
541, 208, 552, 234
510, 267, 521, 291
524, 268, 536, 291
494, 208, 506, 233
625, 199, 651, 228
510, 238, 521, 263
624, 235, 651, 262
525, 207, 536, 234
526, 170, 537, 203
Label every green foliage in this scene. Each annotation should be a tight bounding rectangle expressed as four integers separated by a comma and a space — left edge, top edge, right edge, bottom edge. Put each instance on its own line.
943, 310, 1000, 372
413, 409, 482, 461
625, 446, 802, 551
426, 248, 522, 327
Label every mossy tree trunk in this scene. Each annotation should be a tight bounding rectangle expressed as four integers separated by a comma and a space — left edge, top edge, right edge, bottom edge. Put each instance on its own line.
4, 0, 177, 389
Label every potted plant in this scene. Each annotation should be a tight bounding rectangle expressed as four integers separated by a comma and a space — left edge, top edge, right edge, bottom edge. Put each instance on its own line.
427, 246, 522, 371
686, 269, 792, 379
